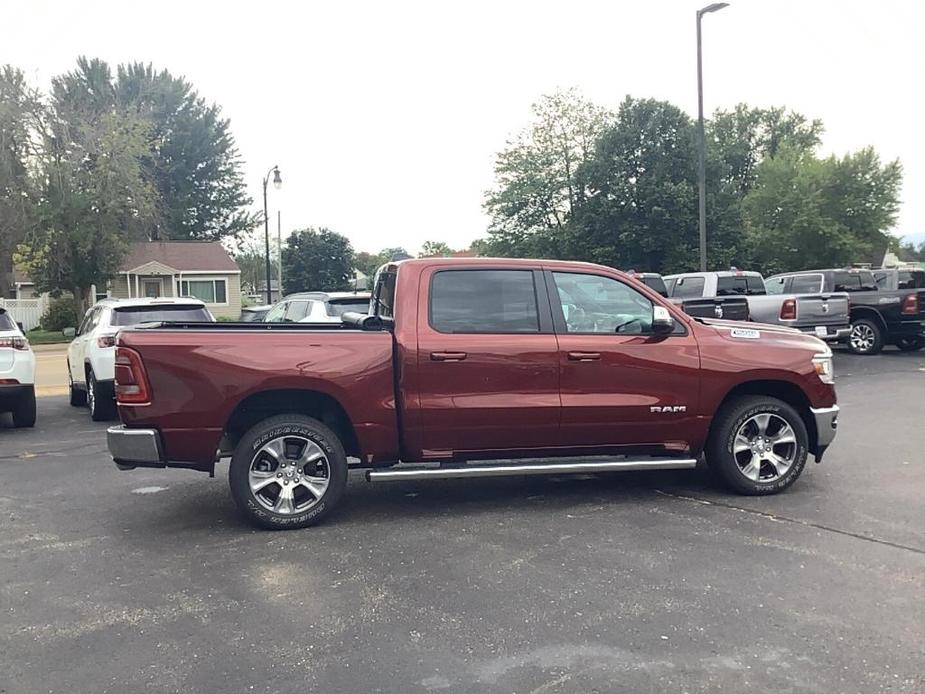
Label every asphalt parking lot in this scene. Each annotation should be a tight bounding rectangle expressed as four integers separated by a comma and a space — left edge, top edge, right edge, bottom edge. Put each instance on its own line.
1, 349, 923, 693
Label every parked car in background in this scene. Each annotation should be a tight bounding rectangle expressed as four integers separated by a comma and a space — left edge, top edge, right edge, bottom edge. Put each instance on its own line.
665, 271, 850, 341
0, 308, 36, 428
107, 258, 839, 530
263, 292, 372, 324
68, 298, 214, 421
631, 271, 750, 321
767, 268, 925, 354
239, 304, 272, 322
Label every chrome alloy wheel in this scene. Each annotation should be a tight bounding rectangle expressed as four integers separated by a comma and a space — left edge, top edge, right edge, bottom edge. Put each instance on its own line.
732, 413, 797, 483
248, 435, 331, 515
849, 323, 876, 353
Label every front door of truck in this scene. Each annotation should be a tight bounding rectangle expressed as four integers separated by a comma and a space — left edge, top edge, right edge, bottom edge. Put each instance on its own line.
416, 267, 560, 457
548, 270, 701, 452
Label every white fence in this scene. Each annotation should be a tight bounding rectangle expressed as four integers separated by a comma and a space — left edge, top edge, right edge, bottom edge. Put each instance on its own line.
0, 296, 49, 332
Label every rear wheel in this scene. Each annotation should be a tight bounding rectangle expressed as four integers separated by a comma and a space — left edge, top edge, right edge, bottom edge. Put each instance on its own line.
87, 370, 115, 421
848, 318, 884, 355
228, 414, 348, 530
12, 386, 36, 428
706, 396, 809, 495
895, 336, 924, 352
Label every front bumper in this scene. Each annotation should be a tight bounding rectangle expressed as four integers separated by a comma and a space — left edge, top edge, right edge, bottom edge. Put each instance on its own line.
107, 425, 165, 470
810, 405, 839, 461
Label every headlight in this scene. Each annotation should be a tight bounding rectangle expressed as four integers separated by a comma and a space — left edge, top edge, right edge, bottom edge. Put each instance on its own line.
812, 353, 834, 384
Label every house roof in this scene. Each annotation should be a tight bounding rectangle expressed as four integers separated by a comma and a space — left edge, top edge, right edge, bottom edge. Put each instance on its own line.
121, 241, 239, 273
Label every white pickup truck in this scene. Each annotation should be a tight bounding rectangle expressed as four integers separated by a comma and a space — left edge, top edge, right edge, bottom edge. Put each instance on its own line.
67, 298, 213, 420
664, 270, 851, 341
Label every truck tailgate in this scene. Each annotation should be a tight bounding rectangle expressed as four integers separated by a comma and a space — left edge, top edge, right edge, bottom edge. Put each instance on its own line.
677, 297, 750, 321
795, 293, 850, 327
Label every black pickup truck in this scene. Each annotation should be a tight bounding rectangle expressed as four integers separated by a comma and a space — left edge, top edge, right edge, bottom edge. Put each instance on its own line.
628, 272, 750, 321
767, 268, 925, 354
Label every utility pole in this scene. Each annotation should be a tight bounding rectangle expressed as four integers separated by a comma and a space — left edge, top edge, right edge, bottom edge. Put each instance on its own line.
697, 3, 729, 272
277, 210, 283, 299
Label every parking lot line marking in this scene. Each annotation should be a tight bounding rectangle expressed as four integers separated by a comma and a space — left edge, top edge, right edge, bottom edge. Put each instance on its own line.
654, 489, 925, 556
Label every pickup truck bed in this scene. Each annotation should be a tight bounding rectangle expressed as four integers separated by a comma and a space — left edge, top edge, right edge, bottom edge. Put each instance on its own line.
108, 258, 840, 530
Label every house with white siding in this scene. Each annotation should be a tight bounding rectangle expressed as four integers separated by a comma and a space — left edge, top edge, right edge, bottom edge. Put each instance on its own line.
109, 241, 242, 319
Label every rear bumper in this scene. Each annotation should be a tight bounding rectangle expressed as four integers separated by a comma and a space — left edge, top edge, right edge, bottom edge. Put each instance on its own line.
0, 383, 33, 408
888, 320, 925, 339
810, 405, 839, 461
107, 425, 165, 470
798, 325, 850, 341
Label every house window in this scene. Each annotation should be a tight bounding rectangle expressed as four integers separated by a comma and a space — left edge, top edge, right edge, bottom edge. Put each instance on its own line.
178, 278, 228, 304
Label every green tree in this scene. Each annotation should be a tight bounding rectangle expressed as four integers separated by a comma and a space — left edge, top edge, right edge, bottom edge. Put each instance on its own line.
0, 66, 43, 295
114, 62, 256, 241
282, 228, 354, 293
709, 104, 823, 197
483, 88, 612, 257
742, 146, 901, 274
419, 240, 453, 257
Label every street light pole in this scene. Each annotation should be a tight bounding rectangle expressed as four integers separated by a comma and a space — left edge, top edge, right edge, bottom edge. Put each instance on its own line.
262, 165, 282, 304
697, 2, 729, 272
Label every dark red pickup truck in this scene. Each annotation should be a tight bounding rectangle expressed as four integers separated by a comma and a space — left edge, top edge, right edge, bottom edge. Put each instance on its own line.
107, 258, 839, 529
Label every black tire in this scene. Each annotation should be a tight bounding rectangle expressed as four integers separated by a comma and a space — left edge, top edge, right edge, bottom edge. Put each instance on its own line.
12, 386, 36, 428
895, 336, 924, 352
87, 369, 115, 421
229, 414, 348, 530
68, 365, 86, 407
706, 395, 809, 495
847, 318, 884, 355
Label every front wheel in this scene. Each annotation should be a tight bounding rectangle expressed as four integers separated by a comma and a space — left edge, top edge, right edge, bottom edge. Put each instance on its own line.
895, 336, 924, 352
228, 415, 348, 530
12, 386, 36, 428
848, 318, 883, 355
706, 396, 809, 495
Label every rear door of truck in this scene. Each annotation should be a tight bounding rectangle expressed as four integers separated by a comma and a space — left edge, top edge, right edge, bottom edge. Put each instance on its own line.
414, 265, 561, 457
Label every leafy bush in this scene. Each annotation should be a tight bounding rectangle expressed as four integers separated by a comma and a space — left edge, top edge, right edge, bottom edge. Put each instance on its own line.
40, 296, 79, 332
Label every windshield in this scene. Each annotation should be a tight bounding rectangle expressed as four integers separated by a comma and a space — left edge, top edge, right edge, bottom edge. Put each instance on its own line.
111, 305, 212, 326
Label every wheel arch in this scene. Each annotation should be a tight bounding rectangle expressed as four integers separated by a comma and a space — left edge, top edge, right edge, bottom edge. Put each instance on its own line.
711, 380, 817, 453
849, 306, 887, 332
223, 388, 360, 458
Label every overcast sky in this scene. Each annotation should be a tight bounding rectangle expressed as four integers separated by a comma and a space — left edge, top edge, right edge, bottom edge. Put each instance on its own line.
9, 0, 925, 253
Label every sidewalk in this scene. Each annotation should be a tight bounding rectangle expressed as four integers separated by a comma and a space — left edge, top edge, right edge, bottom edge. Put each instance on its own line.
32, 343, 69, 397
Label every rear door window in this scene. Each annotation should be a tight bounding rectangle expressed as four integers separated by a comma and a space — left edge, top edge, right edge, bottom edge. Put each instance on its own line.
671, 277, 705, 298
284, 300, 311, 322
790, 274, 823, 293
430, 269, 539, 333
0, 310, 15, 331
111, 305, 212, 326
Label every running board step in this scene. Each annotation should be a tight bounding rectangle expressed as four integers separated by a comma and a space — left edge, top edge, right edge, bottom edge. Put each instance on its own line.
366, 458, 698, 482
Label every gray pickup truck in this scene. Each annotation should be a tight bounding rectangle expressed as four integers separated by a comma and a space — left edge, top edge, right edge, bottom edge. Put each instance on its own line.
665, 270, 850, 341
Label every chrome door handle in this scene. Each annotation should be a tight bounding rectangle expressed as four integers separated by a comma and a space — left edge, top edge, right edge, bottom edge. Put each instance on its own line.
567, 351, 601, 362
431, 351, 468, 362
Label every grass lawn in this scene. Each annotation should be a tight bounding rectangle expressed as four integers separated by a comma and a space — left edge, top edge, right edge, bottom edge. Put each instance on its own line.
26, 329, 71, 345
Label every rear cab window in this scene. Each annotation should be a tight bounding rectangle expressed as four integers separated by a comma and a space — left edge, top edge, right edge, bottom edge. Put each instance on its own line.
111, 304, 212, 326
671, 276, 705, 299
716, 275, 766, 296
326, 299, 370, 317
790, 274, 823, 293
429, 269, 539, 333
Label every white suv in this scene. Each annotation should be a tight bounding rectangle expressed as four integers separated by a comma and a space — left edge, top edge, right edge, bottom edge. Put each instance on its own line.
0, 308, 36, 427
263, 292, 372, 324
68, 298, 213, 420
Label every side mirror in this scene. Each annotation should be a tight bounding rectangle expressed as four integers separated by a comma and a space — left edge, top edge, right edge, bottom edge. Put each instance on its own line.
62, 327, 76, 338
651, 305, 674, 335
